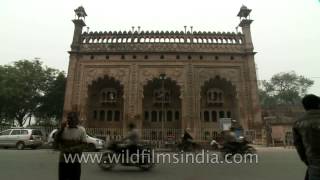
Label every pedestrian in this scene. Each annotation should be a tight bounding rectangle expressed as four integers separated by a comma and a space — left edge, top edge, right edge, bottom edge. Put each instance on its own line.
55, 112, 87, 180
293, 94, 320, 180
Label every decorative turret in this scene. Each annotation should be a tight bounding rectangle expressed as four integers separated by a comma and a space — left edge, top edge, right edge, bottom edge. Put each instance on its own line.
237, 5, 253, 50
71, 6, 87, 51
74, 6, 87, 20
237, 5, 251, 19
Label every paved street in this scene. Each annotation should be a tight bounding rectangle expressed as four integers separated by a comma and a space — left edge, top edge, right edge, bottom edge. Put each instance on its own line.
0, 148, 306, 180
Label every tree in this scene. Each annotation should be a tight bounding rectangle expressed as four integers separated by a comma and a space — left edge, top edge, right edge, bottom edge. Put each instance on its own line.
0, 65, 11, 125
0, 59, 60, 126
35, 72, 66, 125
259, 71, 314, 107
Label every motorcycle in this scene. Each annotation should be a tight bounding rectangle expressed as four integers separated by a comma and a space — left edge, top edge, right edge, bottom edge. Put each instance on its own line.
177, 139, 202, 152
221, 137, 256, 158
98, 141, 155, 171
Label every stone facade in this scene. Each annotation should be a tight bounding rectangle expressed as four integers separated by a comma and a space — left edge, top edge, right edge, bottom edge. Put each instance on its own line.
63, 6, 262, 138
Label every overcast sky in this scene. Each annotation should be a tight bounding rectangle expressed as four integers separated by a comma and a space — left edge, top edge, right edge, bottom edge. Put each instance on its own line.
1, 0, 319, 94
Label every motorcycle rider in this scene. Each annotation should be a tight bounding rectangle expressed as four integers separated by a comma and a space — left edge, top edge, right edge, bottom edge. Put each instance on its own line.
122, 123, 140, 155
224, 127, 237, 142
99, 122, 154, 170
181, 128, 194, 150
223, 127, 239, 153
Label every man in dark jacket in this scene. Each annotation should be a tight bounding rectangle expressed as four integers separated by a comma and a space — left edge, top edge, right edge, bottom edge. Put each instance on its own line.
293, 94, 320, 180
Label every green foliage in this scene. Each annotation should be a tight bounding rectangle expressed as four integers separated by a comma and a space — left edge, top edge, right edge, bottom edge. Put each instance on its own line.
35, 72, 66, 126
259, 71, 314, 107
0, 59, 66, 126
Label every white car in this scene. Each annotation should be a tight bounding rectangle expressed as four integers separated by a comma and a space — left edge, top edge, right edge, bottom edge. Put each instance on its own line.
47, 129, 105, 151
0, 128, 43, 150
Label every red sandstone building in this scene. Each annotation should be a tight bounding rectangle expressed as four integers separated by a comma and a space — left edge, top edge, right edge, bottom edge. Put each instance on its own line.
63, 6, 262, 141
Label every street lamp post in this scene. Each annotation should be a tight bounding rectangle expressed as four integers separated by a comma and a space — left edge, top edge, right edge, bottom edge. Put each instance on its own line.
159, 73, 166, 146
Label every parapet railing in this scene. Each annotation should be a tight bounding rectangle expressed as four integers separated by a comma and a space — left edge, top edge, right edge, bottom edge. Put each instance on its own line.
80, 30, 244, 45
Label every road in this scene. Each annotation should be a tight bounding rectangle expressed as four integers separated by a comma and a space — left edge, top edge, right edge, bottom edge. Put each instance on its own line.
0, 148, 306, 180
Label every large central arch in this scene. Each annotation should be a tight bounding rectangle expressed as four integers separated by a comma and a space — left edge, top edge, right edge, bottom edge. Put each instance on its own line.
142, 77, 182, 141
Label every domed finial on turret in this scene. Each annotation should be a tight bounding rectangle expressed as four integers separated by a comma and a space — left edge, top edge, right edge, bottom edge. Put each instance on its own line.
237, 5, 253, 28
71, 6, 87, 51
237, 5, 251, 19
240, 5, 248, 10
74, 6, 87, 20
236, 5, 254, 50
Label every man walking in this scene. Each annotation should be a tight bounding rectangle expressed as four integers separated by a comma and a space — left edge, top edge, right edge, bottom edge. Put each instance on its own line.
293, 94, 320, 180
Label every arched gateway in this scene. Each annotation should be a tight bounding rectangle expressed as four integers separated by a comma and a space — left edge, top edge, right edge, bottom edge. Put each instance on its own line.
63, 5, 262, 142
